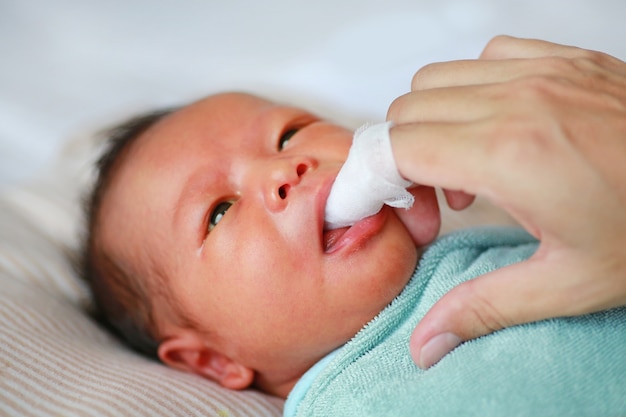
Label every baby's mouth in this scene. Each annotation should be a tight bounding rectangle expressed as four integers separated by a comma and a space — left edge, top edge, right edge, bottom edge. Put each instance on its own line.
322, 226, 349, 253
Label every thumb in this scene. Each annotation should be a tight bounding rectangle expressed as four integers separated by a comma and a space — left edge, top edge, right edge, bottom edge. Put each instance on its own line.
409, 254, 582, 369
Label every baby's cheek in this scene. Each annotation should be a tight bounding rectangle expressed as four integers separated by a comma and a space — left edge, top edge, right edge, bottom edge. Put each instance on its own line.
367, 223, 417, 296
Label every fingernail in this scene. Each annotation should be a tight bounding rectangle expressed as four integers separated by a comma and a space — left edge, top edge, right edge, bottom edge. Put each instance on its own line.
419, 333, 462, 369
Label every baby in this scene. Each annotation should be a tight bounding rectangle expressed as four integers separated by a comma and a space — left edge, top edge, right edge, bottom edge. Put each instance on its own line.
83, 92, 441, 396
83, 92, 626, 416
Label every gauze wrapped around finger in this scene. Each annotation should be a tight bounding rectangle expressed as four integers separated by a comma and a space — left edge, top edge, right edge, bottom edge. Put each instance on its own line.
324, 121, 414, 230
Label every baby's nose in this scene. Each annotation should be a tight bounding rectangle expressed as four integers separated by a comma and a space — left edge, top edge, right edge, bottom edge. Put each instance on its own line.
264, 157, 315, 211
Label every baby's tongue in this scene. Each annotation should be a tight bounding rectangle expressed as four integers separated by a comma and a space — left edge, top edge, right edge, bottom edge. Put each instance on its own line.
322, 227, 350, 252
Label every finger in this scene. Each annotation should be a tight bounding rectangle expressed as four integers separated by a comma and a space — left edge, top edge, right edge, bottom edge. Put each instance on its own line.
410, 54, 624, 93
388, 85, 496, 124
410, 59, 546, 91
389, 121, 494, 194
442, 189, 475, 210
480, 36, 626, 76
389, 81, 626, 197
480, 35, 591, 60
410, 36, 625, 92
409, 252, 593, 369
393, 72, 624, 127
390, 116, 598, 242
410, 36, 578, 91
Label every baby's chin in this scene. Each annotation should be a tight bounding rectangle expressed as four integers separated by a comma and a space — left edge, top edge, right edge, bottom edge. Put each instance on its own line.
258, 259, 417, 398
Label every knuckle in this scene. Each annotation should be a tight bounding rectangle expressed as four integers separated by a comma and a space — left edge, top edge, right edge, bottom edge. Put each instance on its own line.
480, 35, 512, 58
570, 53, 622, 91
536, 54, 617, 91
571, 47, 609, 65
411, 62, 442, 90
386, 93, 410, 122
543, 55, 598, 85
538, 56, 579, 77
500, 75, 568, 112
499, 73, 556, 100
459, 279, 512, 335
481, 111, 554, 174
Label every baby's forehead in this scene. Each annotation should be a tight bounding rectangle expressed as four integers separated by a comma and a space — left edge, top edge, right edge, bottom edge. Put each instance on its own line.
173, 92, 278, 121
141, 93, 319, 159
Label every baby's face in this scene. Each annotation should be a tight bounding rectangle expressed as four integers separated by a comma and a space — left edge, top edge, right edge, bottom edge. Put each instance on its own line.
99, 93, 440, 388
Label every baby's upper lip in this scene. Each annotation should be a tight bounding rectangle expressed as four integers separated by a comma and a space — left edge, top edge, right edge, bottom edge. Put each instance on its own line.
316, 174, 336, 238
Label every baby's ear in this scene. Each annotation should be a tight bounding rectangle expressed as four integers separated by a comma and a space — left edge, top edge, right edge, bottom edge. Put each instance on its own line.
158, 331, 254, 390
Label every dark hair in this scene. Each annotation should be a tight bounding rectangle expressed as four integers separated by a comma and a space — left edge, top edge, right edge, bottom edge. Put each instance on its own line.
81, 108, 175, 358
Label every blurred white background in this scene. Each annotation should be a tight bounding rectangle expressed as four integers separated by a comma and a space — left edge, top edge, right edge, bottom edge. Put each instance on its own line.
2, 0, 626, 190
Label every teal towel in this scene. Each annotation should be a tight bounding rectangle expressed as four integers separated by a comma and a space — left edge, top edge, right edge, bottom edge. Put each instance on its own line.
288, 227, 626, 416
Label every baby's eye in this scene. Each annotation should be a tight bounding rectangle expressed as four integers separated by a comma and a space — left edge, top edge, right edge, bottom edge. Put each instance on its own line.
208, 201, 233, 232
278, 128, 299, 151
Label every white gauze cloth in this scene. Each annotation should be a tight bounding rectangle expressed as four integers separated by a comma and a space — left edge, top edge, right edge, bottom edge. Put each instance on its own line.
324, 121, 414, 229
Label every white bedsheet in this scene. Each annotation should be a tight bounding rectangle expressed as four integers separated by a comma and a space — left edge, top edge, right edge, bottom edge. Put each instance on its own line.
2, 0, 626, 191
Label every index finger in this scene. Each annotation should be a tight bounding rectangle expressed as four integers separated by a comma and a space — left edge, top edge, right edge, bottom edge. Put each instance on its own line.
389, 121, 496, 197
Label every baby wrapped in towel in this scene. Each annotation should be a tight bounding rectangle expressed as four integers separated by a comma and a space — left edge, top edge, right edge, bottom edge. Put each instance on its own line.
285, 123, 626, 417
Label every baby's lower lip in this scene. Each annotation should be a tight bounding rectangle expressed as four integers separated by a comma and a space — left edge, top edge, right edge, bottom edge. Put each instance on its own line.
322, 210, 386, 254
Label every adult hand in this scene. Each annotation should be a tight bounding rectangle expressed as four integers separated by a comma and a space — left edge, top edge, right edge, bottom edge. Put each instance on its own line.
386, 35, 626, 369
